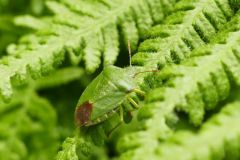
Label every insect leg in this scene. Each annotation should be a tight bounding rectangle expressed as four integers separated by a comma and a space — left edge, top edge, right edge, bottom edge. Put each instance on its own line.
128, 39, 132, 67
120, 105, 124, 122
107, 105, 124, 137
127, 97, 140, 109
133, 88, 145, 96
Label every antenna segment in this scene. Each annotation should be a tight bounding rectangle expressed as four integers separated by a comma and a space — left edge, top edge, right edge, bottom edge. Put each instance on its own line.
128, 40, 132, 67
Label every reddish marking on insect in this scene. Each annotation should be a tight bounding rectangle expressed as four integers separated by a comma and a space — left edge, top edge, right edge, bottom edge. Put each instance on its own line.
75, 101, 93, 126
127, 111, 132, 117
127, 111, 133, 121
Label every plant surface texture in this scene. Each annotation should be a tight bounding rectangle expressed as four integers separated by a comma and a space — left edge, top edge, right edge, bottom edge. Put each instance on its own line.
0, 0, 240, 160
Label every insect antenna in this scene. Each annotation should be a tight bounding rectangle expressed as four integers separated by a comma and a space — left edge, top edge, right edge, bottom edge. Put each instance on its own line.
133, 69, 159, 78
128, 39, 132, 67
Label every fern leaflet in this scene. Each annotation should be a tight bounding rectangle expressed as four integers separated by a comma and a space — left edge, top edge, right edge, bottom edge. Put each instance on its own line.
132, 0, 236, 67
117, 13, 240, 160
0, 86, 58, 160
156, 99, 240, 160
0, 0, 178, 102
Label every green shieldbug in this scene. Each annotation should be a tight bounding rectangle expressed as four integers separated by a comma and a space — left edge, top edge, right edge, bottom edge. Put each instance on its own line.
75, 65, 145, 127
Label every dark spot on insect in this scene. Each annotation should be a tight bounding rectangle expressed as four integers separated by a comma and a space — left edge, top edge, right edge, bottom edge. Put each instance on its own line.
75, 101, 93, 126
123, 111, 133, 123
126, 88, 134, 94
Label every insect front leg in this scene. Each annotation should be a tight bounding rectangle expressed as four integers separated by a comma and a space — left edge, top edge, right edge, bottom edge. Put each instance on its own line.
133, 88, 145, 97
127, 96, 140, 109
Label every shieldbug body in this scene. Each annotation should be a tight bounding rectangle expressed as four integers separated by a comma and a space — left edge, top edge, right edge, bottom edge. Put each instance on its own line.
75, 65, 145, 127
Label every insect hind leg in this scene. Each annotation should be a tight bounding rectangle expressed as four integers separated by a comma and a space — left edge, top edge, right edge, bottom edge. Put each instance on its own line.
107, 105, 124, 137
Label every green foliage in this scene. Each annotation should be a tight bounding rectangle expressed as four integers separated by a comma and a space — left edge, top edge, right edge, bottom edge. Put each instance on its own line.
56, 137, 79, 160
0, 0, 45, 15
0, 0, 48, 54
0, 0, 178, 102
0, 85, 59, 160
117, 11, 240, 159
34, 66, 84, 90
132, 0, 236, 67
156, 99, 240, 160
1, 0, 240, 160
0, 66, 89, 160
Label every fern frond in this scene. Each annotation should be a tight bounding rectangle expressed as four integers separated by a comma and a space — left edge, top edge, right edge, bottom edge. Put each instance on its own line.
155, 100, 240, 160
132, 0, 238, 67
0, 136, 27, 160
0, 86, 58, 160
34, 67, 84, 90
56, 114, 122, 159
0, 15, 30, 55
117, 18, 240, 159
14, 0, 177, 69
0, 0, 177, 102
56, 137, 79, 160
0, 47, 65, 101
118, 100, 240, 160
57, 134, 112, 160
55, 8, 240, 159
14, 15, 49, 30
